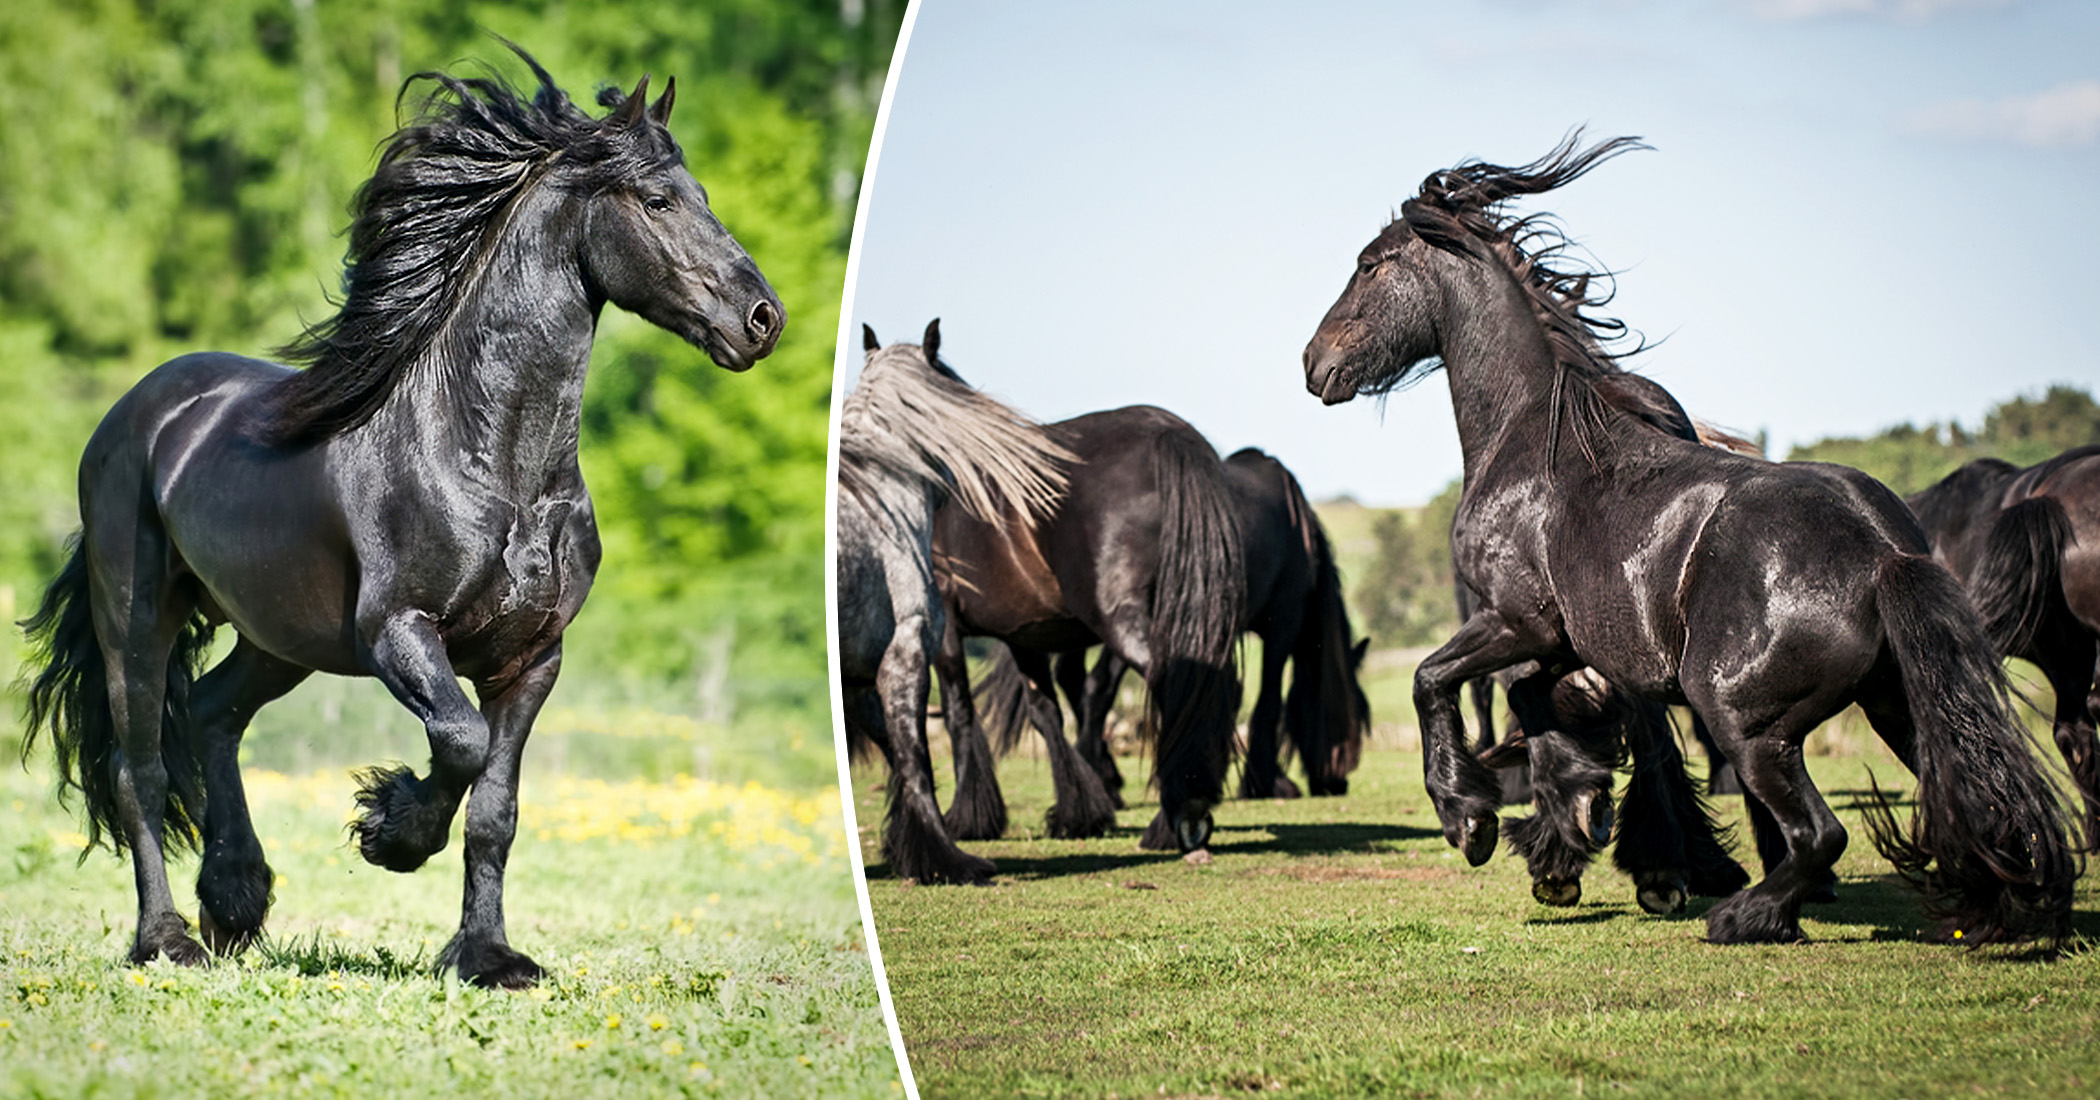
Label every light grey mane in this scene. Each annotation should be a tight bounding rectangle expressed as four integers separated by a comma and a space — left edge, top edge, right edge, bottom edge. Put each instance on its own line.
838, 343, 1075, 524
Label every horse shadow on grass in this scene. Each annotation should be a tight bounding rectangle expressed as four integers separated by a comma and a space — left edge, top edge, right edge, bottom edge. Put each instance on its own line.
867, 818, 1441, 881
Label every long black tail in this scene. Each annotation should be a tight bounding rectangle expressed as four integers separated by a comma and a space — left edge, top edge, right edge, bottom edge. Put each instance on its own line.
19, 536, 211, 856
1280, 464, 1364, 792
970, 640, 1035, 758
1860, 553, 2080, 944
1971, 496, 2072, 659
1146, 430, 1245, 842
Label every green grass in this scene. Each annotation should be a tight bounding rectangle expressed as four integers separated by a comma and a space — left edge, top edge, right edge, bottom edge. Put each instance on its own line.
0, 722, 901, 1100
854, 742, 2100, 1099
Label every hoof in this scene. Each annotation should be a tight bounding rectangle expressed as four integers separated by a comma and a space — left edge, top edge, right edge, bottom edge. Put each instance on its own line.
1574, 788, 1614, 848
1044, 803, 1114, 840
1458, 812, 1499, 867
1138, 811, 1175, 851
1175, 811, 1215, 853
350, 765, 451, 873
198, 909, 261, 956
196, 847, 273, 954
1705, 892, 1805, 945
1271, 775, 1303, 800
132, 913, 209, 967
1533, 876, 1582, 907
1635, 873, 1689, 916
440, 937, 545, 990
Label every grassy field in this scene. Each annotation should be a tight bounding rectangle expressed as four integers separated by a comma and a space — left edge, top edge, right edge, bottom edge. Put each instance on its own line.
1, 703, 899, 1100
854, 720, 2100, 1098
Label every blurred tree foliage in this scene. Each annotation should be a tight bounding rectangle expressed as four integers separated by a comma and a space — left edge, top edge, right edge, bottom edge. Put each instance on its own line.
1787, 384, 2100, 497
1346, 385, 2098, 650
0, 0, 901, 724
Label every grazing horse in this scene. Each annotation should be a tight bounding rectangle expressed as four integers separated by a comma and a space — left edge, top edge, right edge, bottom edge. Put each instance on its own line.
931, 405, 1245, 852
1302, 132, 2078, 944
1909, 446, 2100, 840
18, 47, 782, 986
960, 444, 1369, 828
835, 320, 1074, 885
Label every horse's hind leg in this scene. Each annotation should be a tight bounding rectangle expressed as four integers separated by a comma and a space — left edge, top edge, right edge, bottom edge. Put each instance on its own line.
87, 541, 207, 965
1501, 672, 1614, 907
1612, 703, 1748, 914
2030, 635, 2100, 842
936, 619, 1007, 840
1239, 637, 1298, 800
195, 640, 310, 954
437, 645, 560, 988
1013, 648, 1115, 840
1701, 731, 1846, 945
352, 611, 487, 872
1065, 649, 1127, 808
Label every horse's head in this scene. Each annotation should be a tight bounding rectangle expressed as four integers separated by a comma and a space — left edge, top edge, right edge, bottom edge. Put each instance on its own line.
577, 76, 783, 372
1302, 217, 1445, 405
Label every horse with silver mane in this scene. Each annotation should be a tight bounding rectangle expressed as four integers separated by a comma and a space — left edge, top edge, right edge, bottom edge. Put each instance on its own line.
19, 45, 782, 986
1303, 132, 2079, 944
836, 320, 1075, 884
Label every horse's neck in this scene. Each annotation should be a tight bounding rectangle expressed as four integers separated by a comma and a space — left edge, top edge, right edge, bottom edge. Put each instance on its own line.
364, 193, 598, 507
1437, 266, 1562, 487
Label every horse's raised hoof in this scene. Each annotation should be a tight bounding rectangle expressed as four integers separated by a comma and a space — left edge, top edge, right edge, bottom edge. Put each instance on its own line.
1574, 788, 1614, 848
1635, 873, 1689, 916
1175, 811, 1215, 853
350, 764, 449, 873
1532, 876, 1582, 907
441, 937, 545, 990
132, 912, 209, 967
1704, 892, 1804, 945
1459, 812, 1499, 867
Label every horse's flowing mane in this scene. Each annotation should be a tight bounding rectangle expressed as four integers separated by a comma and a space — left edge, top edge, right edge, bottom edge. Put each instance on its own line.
1396, 131, 1685, 467
838, 341, 1076, 524
262, 42, 684, 445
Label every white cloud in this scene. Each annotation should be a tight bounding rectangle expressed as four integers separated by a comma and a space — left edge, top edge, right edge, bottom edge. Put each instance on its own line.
1908, 80, 2100, 148
1751, 0, 2014, 19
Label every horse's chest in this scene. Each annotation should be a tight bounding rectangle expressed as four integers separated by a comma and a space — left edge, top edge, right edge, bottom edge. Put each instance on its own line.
454, 499, 593, 658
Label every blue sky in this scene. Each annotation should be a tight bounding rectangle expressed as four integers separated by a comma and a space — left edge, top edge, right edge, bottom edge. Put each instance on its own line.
841, 0, 2100, 505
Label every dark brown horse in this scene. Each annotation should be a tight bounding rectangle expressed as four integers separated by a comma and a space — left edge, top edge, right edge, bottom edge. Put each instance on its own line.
931, 405, 1244, 852
1303, 132, 2078, 944
1909, 445, 2100, 840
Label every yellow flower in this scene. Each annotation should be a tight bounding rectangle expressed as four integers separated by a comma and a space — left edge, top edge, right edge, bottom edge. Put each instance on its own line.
128, 972, 147, 987
798, 1055, 813, 1068
603, 1014, 622, 1030
646, 1014, 669, 1031
572, 1039, 592, 1051
660, 1039, 683, 1056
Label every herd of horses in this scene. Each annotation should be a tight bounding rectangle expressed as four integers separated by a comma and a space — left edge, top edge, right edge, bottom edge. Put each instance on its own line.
840, 132, 2100, 948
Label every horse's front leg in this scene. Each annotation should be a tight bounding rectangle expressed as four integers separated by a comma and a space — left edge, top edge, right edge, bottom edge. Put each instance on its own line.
352, 610, 487, 873
1413, 612, 1555, 866
436, 644, 561, 988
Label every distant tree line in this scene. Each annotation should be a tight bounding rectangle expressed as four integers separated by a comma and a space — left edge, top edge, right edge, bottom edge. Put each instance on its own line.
1344, 384, 2100, 649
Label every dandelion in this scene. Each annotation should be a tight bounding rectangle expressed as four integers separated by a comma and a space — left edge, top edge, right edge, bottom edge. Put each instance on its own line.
604, 1013, 622, 1030
572, 1038, 592, 1051
24, 993, 46, 1007
646, 1014, 669, 1031
661, 1039, 683, 1056
798, 1055, 813, 1068
128, 972, 147, 987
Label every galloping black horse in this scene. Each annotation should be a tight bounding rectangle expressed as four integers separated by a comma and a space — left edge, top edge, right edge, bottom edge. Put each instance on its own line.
931, 405, 1244, 853
835, 321, 1074, 885
1909, 445, 2100, 839
1303, 133, 2078, 944
20, 47, 782, 985
960, 444, 1369, 827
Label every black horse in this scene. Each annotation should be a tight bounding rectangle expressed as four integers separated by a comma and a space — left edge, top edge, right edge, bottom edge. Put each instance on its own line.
961, 444, 1369, 827
930, 405, 1244, 853
19, 47, 782, 986
835, 321, 1074, 885
1909, 445, 2100, 840
1303, 132, 2078, 944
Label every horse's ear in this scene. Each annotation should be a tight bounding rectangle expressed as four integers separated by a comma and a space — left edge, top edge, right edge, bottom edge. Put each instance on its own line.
862, 324, 880, 353
648, 76, 676, 125
1350, 637, 1370, 667
612, 74, 651, 127
922, 318, 941, 363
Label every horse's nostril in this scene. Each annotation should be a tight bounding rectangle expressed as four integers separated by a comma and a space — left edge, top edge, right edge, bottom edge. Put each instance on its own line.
747, 299, 779, 340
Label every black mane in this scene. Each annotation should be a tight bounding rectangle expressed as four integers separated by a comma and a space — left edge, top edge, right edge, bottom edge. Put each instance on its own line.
263, 42, 684, 445
1395, 131, 1677, 467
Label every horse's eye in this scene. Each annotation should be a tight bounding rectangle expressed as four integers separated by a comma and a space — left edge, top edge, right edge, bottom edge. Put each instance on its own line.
643, 194, 672, 212
1357, 257, 1380, 276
